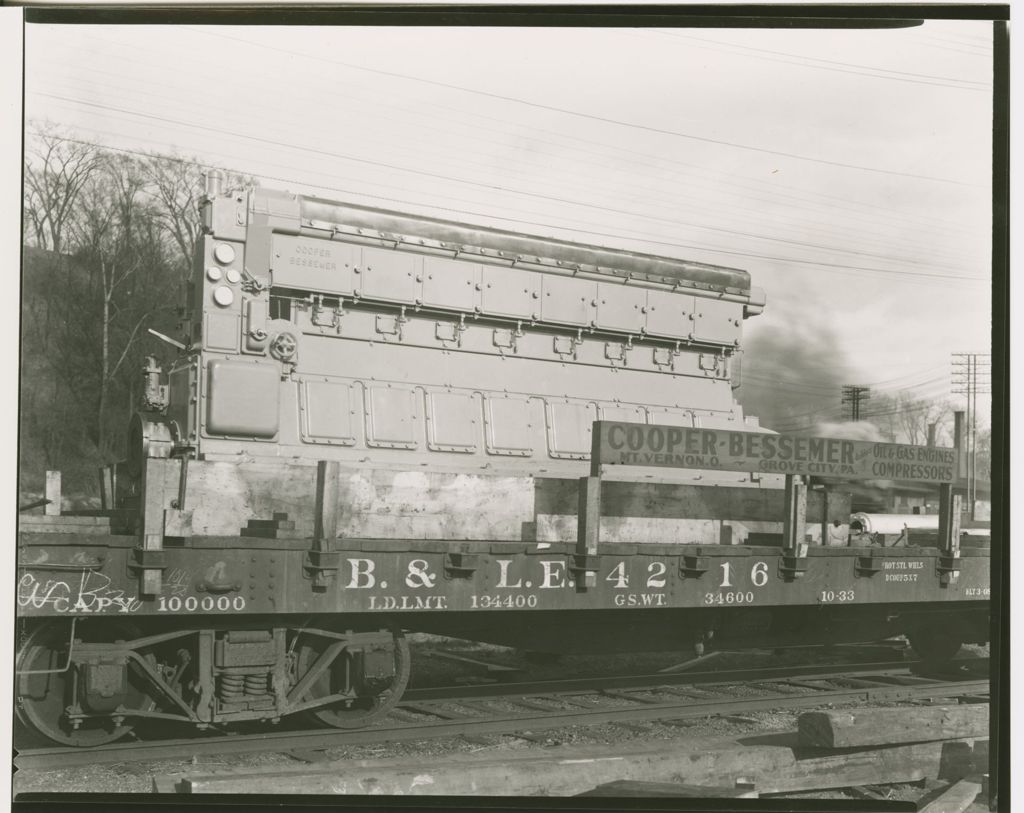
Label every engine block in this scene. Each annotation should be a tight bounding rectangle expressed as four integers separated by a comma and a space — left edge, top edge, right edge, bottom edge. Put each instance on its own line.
164, 180, 767, 478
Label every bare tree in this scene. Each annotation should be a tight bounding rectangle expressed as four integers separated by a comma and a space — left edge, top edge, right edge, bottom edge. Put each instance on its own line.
139, 153, 204, 274
68, 153, 176, 454
24, 122, 103, 254
865, 391, 953, 446
141, 153, 258, 277
21, 126, 246, 493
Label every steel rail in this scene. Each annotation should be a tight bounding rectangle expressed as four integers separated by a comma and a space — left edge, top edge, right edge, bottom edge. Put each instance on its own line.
402, 657, 974, 700
15, 660, 988, 772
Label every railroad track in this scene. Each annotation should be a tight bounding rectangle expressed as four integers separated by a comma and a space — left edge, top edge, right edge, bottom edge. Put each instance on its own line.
15, 657, 989, 772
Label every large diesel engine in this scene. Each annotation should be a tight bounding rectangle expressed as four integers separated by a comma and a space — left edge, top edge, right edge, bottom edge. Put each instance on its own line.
126, 172, 775, 544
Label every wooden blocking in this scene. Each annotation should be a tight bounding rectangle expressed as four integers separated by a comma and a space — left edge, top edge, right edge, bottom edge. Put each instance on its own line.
19, 515, 112, 534
576, 476, 601, 553
139, 458, 176, 596
773, 738, 986, 793
577, 780, 758, 797
781, 474, 807, 552
576, 475, 601, 588
314, 460, 340, 543
846, 785, 887, 800
162, 738, 792, 795
140, 567, 162, 596
151, 775, 183, 794
535, 479, 848, 523
151, 734, 987, 797
917, 777, 984, 813
163, 508, 193, 537
242, 514, 314, 540
312, 461, 341, 589
44, 470, 61, 516
798, 705, 988, 748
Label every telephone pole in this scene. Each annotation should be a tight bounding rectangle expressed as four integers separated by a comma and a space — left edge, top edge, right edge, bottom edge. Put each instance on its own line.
841, 385, 871, 421
951, 353, 991, 516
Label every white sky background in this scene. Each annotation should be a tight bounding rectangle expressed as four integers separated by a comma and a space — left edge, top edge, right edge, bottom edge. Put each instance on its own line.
23, 20, 995, 423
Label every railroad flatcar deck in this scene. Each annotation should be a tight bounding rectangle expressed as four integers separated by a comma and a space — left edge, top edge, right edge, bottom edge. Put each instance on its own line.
17, 531, 989, 619
15, 178, 990, 748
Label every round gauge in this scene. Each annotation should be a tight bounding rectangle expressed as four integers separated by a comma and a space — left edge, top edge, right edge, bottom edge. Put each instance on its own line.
212, 285, 235, 307
206, 266, 223, 282
213, 243, 236, 265
225, 268, 241, 284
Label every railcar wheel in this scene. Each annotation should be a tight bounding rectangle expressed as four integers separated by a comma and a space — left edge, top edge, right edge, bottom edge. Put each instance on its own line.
16, 620, 145, 747
908, 627, 962, 665
295, 631, 411, 729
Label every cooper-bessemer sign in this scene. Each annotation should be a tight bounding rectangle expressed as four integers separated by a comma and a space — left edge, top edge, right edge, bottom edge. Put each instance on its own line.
592, 421, 957, 483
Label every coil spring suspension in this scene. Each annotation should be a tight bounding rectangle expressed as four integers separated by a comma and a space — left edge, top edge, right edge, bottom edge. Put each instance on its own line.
244, 674, 267, 695
218, 674, 245, 701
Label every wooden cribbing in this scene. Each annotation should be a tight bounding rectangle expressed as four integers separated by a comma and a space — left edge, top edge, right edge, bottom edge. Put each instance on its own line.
798, 704, 988, 748
577, 780, 758, 797
152, 733, 986, 795
136, 458, 853, 540
917, 777, 985, 813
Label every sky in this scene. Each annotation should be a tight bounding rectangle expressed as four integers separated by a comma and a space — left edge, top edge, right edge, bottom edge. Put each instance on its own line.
21, 18, 996, 430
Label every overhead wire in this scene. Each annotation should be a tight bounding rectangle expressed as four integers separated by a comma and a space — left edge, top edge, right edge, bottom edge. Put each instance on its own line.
918, 38, 992, 57
921, 31, 993, 48
30, 128, 989, 289
647, 30, 990, 89
33, 93, 990, 284
41, 30, 984, 240
749, 372, 955, 431
747, 393, 952, 432
177, 25, 977, 186
770, 399, 955, 433
34, 74, 975, 268
773, 399, 955, 434
843, 363, 946, 388
29, 43, 983, 253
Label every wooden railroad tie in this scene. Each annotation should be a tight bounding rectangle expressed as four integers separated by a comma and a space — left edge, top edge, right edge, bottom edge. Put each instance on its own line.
797, 704, 988, 749
152, 722, 988, 796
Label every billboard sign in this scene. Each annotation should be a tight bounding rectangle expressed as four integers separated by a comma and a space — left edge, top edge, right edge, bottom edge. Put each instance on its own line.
591, 421, 957, 484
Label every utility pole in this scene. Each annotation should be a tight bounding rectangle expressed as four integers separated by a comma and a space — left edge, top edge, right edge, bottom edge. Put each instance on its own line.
951, 353, 991, 518
841, 385, 871, 422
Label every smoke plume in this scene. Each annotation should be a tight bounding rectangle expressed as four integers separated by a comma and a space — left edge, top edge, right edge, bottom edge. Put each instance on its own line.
736, 313, 853, 433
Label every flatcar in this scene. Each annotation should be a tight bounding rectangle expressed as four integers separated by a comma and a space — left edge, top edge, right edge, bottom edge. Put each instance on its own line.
15, 174, 989, 746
